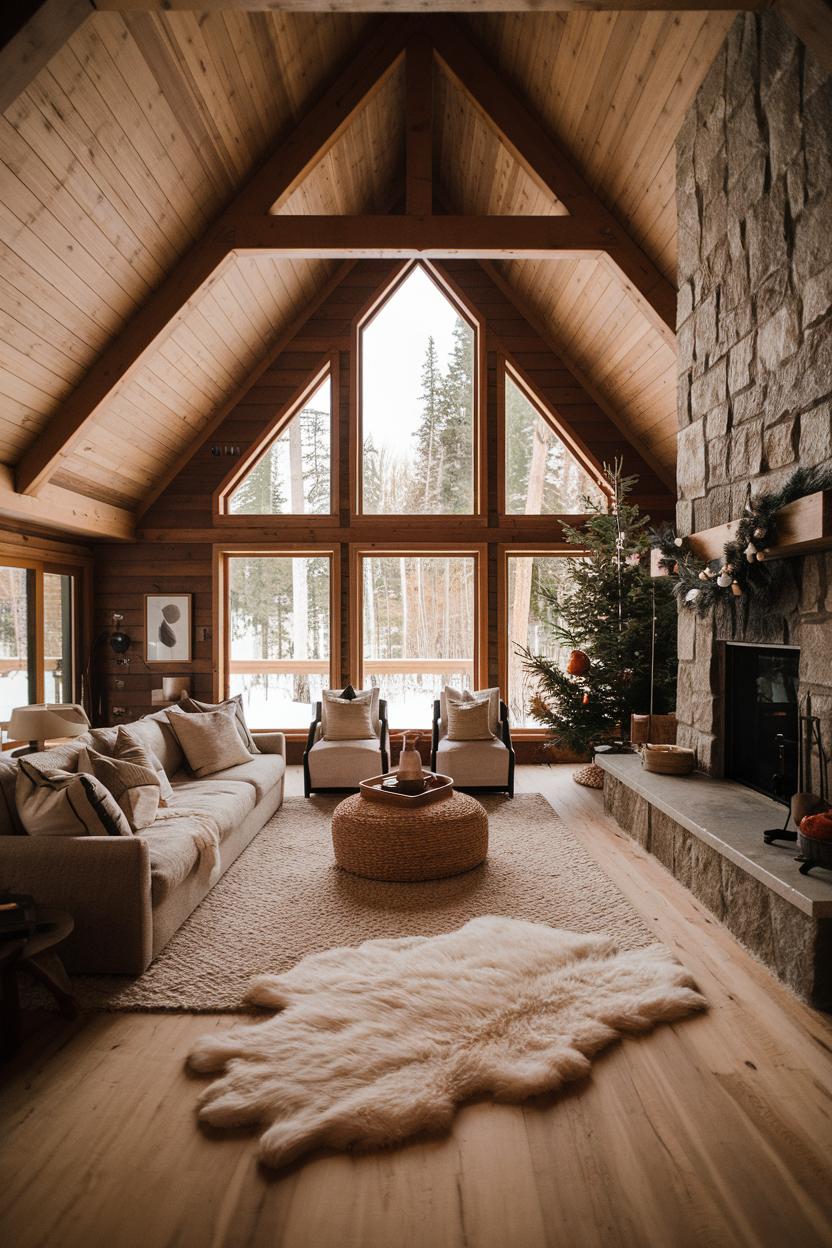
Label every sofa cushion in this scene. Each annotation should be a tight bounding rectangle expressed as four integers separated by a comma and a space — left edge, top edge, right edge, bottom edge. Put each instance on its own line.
89, 725, 174, 803
15, 760, 132, 837
167, 777, 256, 838
167, 706, 252, 777
0, 759, 24, 835
200, 754, 285, 802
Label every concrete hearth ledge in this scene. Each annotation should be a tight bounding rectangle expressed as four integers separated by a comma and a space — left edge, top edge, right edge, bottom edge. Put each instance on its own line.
597, 755, 832, 919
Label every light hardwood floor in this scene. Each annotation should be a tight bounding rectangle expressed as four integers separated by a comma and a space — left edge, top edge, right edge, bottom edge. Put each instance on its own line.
2, 764, 832, 1248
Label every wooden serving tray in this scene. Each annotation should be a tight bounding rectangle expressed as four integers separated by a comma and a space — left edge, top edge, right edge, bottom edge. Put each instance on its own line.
359, 772, 454, 808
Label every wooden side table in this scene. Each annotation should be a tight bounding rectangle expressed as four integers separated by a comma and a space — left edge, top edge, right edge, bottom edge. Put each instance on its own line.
0, 908, 78, 1057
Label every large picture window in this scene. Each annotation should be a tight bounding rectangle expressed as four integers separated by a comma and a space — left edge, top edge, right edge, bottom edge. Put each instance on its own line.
0, 560, 78, 726
503, 552, 574, 729
356, 549, 483, 727
360, 266, 477, 515
224, 552, 334, 730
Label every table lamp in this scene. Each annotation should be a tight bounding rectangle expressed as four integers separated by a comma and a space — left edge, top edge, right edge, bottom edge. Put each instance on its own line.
8, 704, 91, 755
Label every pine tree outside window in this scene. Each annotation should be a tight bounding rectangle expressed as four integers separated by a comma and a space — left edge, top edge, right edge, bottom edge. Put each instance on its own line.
359, 265, 477, 516
224, 371, 332, 517
503, 368, 605, 516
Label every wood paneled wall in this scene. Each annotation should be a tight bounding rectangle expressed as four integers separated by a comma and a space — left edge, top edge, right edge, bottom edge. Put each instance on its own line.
92, 258, 673, 735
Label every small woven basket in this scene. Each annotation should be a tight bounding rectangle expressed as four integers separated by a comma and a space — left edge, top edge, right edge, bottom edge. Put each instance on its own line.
641, 744, 696, 775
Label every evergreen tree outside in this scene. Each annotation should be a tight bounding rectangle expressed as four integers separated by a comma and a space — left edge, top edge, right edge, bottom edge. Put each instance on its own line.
437, 318, 475, 513
519, 464, 677, 754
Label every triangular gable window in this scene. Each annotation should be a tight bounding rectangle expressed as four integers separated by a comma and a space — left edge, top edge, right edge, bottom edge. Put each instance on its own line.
504, 369, 605, 515
227, 373, 331, 516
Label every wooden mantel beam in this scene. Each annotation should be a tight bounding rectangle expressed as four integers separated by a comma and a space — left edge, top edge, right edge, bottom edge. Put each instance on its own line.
13, 15, 413, 499
427, 15, 678, 346
230, 214, 616, 258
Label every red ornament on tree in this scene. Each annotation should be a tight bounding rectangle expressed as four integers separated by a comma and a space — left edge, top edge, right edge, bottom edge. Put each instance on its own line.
567, 649, 590, 676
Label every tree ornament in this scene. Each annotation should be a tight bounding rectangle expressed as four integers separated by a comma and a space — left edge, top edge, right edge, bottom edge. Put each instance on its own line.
627, 552, 642, 566
566, 649, 590, 676
685, 588, 701, 603
717, 572, 733, 588
582, 691, 590, 706
673, 537, 684, 548
753, 526, 766, 540
698, 570, 709, 581
756, 550, 766, 561
745, 542, 757, 563
619, 668, 634, 684
731, 581, 743, 596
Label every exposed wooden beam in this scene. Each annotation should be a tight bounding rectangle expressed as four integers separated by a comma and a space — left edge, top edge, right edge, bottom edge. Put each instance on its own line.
773, 0, 832, 73
136, 260, 358, 520
93, 2, 761, 12
406, 35, 434, 216
230, 214, 616, 257
0, 467, 134, 541
0, 0, 93, 114
427, 15, 678, 346
13, 15, 413, 498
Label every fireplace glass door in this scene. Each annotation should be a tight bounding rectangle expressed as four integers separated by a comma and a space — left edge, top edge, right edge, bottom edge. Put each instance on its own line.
725, 644, 799, 802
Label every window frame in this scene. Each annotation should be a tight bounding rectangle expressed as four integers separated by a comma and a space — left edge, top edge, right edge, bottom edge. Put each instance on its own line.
350, 542, 489, 728
353, 260, 487, 525
214, 356, 339, 526
497, 353, 610, 531
214, 544, 341, 738
498, 543, 585, 739
0, 544, 88, 744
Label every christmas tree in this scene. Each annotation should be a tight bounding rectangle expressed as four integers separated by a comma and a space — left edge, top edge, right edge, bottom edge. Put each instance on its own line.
520, 463, 677, 754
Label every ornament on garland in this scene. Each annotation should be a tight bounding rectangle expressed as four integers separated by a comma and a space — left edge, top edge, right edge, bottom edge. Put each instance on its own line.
566, 649, 590, 676
651, 466, 832, 615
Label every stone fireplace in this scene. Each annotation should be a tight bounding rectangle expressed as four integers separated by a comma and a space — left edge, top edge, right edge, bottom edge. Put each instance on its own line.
600, 12, 832, 1008
673, 10, 832, 784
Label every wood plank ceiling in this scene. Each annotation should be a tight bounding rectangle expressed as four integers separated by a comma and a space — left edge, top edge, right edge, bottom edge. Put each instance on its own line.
0, 7, 735, 514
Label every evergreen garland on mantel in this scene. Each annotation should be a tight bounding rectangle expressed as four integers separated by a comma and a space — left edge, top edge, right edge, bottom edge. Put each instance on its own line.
652, 466, 832, 615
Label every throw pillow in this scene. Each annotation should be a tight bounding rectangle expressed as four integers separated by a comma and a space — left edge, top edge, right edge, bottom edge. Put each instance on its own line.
179, 694, 259, 753
77, 744, 161, 832
15, 760, 132, 837
322, 687, 380, 734
322, 698, 376, 741
166, 706, 252, 777
443, 686, 500, 735
446, 697, 494, 741
113, 726, 174, 803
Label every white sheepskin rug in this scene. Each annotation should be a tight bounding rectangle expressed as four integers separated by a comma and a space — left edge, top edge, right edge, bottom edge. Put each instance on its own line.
187, 916, 706, 1169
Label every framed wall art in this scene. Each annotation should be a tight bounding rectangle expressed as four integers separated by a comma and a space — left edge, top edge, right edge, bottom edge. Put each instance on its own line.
145, 593, 192, 663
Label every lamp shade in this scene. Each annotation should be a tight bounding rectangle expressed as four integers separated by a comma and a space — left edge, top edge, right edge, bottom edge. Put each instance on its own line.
8, 703, 91, 743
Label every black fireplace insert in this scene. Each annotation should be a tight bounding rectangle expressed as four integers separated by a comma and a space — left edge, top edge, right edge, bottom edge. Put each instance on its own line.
725, 644, 800, 802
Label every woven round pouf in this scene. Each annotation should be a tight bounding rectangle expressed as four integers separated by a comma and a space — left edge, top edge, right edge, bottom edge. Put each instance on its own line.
331, 791, 488, 882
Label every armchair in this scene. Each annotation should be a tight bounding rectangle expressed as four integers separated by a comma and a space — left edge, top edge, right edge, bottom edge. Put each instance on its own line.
431, 696, 515, 796
303, 695, 390, 796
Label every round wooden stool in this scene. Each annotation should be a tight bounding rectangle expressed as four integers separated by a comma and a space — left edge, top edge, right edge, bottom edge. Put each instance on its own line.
331, 790, 488, 882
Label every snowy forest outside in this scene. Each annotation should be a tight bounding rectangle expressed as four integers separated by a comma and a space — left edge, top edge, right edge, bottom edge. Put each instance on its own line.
225, 266, 600, 729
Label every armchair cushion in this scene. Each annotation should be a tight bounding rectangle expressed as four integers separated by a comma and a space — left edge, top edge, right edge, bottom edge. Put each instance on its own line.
307, 737, 385, 789
435, 737, 511, 788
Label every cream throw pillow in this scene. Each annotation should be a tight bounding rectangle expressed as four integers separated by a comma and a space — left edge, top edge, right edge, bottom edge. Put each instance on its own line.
113, 726, 174, 803
15, 760, 132, 837
179, 694, 259, 753
322, 698, 376, 741
167, 706, 252, 777
77, 744, 161, 832
322, 687, 380, 734
446, 697, 495, 741
443, 686, 500, 735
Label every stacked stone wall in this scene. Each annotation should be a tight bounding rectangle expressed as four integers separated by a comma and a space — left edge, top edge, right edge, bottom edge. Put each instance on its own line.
674, 10, 832, 773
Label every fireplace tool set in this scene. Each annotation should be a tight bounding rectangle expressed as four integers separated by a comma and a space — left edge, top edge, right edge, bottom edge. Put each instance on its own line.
764, 693, 831, 875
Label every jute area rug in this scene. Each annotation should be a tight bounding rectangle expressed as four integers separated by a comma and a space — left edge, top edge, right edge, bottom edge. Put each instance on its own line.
72, 793, 655, 1012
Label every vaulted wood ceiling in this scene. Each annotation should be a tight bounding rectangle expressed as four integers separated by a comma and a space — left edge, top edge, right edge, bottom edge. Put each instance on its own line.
0, 4, 739, 535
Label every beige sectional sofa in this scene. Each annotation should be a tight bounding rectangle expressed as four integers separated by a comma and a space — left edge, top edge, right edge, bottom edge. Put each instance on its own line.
0, 709, 285, 975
